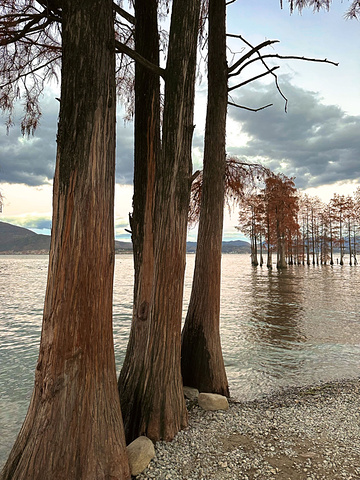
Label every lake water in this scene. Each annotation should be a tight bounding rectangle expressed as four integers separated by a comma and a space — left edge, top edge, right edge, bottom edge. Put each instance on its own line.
1, 253, 360, 466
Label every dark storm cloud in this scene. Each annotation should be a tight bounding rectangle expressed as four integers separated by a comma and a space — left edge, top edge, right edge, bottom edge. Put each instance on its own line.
116, 121, 134, 185
0, 95, 135, 187
0, 97, 58, 186
227, 79, 360, 189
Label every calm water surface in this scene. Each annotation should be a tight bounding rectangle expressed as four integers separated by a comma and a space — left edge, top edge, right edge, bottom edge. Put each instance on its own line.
1, 253, 360, 465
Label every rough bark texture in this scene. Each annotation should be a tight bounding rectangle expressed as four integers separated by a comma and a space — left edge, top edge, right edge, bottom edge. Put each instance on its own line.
118, 0, 160, 443
118, 0, 200, 443
181, 0, 229, 397
1, 2, 130, 479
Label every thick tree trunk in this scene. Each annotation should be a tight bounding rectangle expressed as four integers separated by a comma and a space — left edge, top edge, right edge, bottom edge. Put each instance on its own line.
118, 0, 200, 442
1, 2, 130, 479
181, 0, 229, 397
118, 0, 159, 444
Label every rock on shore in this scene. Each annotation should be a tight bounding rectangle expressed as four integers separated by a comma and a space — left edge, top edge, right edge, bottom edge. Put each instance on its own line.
135, 379, 360, 479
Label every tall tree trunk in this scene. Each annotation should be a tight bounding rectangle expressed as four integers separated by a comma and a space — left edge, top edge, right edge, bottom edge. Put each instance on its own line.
118, 0, 160, 444
118, 0, 200, 442
1, 2, 130, 479
181, 0, 229, 397
330, 215, 334, 265
348, 222, 352, 265
267, 214, 272, 268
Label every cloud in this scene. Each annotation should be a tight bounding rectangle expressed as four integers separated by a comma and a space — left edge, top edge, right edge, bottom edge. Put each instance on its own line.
227, 78, 360, 190
0, 94, 136, 187
0, 214, 51, 231
0, 96, 58, 186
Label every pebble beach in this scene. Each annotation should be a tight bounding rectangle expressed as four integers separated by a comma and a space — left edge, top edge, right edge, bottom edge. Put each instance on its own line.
136, 378, 360, 480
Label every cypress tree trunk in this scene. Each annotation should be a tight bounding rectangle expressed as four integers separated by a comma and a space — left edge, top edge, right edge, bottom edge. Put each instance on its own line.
181, 0, 229, 397
118, 0, 200, 442
118, 0, 160, 443
1, 2, 130, 479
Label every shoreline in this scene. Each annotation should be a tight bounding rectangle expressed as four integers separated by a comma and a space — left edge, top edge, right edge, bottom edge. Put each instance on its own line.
137, 378, 360, 479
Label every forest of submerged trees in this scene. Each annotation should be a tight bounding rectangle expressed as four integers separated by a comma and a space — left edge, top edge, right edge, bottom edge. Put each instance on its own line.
236, 174, 360, 268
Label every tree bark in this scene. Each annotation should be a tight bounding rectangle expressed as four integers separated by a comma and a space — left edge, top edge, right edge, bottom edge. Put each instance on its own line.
118, 0, 160, 444
1, 2, 130, 479
118, 0, 200, 442
181, 0, 229, 397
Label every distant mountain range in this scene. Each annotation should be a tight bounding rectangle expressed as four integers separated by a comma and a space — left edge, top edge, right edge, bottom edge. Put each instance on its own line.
0, 221, 250, 254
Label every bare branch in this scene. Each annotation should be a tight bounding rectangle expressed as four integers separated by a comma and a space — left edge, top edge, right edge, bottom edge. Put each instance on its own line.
115, 39, 166, 78
0, 14, 50, 46
227, 37, 279, 74
256, 53, 338, 67
112, 3, 135, 25
228, 66, 280, 92
228, 101, 273, 112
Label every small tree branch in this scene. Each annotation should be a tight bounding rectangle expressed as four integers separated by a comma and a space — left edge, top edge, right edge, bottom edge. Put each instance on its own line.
0, 14, 50, 46
114, 39, 165, 78
112, 3, 135, 25
228, 66, 280, 92
228, 101, 273, 112
255, 53, 338, 67
227, 37, 279, 74
0, 55, 62, 89
191, 170, 201, 183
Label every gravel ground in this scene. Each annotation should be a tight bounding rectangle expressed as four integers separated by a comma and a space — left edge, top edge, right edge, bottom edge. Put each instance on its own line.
136, 378, 360, 480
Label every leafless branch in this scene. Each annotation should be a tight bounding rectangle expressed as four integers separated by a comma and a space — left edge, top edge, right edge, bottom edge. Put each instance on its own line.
227, 37, 279, 74
228, 66, 280, 92
112, 3, 135, 25
228, 101, 273, 112
115, 39, 166, 78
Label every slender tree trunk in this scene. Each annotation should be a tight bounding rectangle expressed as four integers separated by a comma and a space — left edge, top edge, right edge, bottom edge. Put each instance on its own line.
118, 0, 160, 444
1, 2, 130, 479
118, 0, 200, 442
353, 225, 357, 265
348, 222, 352, 265
330, 216, 334, 265
181, 0, 229, 397
267, 214, 272, 268
252, 220, 258, 266
340, 214, 344, 265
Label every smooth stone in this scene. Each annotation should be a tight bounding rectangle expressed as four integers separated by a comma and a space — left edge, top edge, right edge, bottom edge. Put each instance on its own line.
183, 386, 199, 401
126, 436, 155, 476
198, 392, 229, 411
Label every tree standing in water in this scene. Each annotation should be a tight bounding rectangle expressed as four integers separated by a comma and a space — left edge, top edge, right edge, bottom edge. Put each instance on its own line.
182, 0, 339, 395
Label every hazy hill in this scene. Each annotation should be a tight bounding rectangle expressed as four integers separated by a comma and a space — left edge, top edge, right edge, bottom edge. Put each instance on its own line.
0, 221, 132, 254
0, 221, 50, 253
0, 221, 250, 254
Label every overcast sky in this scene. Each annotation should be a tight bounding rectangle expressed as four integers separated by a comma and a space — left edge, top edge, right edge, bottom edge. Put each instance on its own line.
0, 0, 359, 241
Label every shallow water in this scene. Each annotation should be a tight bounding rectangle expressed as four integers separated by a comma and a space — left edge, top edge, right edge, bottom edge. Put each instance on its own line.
1, 253, 360, 465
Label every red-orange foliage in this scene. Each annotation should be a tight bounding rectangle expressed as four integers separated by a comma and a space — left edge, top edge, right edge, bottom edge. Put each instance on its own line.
188, 156, 270, 225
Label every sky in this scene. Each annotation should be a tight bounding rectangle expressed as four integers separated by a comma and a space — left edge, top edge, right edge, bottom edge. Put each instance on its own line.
0, 0, 359, 242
